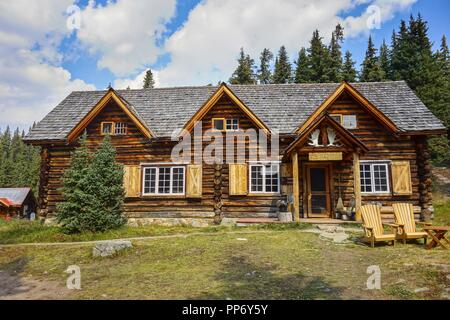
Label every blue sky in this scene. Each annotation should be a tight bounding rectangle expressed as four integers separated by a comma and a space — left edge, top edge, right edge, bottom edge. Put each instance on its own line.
0, 0, 448, 130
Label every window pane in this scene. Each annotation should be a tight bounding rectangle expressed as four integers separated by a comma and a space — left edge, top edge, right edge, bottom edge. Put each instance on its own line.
373, 164, 388, 192
213, 119, 224, 130
360, 164, 372, 193
310, 168, 326, 192
342, 115, 357, 129
158, 167, 171, 193
226, 119, 239, 130
115, 122, 127, 135
250, 165, 263, 192
144, 168, 156, 194
102, 123, 112, 134
265, 164, 279, 193
330, 115, 342, 124
172, 167, 184, 194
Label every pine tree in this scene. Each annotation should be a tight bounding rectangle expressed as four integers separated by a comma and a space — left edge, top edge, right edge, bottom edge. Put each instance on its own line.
229, 48, 256, 84
379, 40, 391, 80
294, 48, 310, 83
272, 46, 292, 83
143, 69, 155, 88
328, 24, 344, 82
57, 134, 126, 233
307, 30, 330, 82
390, 20, 410, 81
342, 51, 357, 82
57, 134, 92, 233
84, 135, 126, 232
360, 35, 385, 82
257, 48, 273, 84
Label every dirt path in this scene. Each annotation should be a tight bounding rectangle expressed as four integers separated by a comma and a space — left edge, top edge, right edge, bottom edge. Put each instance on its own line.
0, 270, 72, 300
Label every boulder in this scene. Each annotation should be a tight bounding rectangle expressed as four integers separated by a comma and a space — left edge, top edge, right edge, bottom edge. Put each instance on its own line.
93, 240, 132, 258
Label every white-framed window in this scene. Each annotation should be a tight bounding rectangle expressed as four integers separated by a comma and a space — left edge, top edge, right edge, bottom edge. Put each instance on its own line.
360, 161, 390, 194
342, 115, 357, 129
226, 119, 239, 131
249, 163, 280, 193
114, 122, 127, 135
142, 166, 185, 195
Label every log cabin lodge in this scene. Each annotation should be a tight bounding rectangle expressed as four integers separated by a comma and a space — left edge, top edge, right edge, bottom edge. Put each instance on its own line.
24, 81, 446, 225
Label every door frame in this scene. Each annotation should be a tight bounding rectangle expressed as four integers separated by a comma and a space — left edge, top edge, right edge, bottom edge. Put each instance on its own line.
302, 162, 333, 218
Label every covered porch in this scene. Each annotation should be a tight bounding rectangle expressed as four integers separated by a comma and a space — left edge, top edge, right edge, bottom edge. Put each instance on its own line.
284, 113, 368, 222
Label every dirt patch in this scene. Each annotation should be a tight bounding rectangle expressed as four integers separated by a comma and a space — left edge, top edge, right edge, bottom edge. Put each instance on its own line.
0, 270, 72, 300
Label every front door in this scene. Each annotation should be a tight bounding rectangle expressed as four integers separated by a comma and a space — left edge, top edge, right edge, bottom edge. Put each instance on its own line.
305, 165, 331, 218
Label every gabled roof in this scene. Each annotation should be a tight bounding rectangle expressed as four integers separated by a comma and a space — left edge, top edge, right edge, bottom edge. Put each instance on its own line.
294, 82, 398, 134
24, 81, 446, 142
0, 188, 32, 207
67, 88, 154, 143
285, 113, 368, 156
182, 83, 270, 134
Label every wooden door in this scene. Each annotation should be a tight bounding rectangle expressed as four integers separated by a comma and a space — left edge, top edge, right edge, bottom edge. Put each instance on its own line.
306, 164, 331, 218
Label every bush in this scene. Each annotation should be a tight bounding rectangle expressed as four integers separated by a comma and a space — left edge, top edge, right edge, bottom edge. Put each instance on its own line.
57, 134, 126, 233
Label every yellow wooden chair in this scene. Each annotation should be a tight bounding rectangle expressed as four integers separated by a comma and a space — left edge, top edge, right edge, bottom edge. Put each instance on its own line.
360, 204, 398, 247
392, 203, 430, 245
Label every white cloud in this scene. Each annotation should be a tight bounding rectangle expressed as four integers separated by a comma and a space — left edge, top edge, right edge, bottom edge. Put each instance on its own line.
0, 0, 95, 129
157, 0, 416, 87
76, 0, 176, 77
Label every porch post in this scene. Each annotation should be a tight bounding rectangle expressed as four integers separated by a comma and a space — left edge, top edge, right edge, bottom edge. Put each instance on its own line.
292, 151, 300, 221
353, 152, 362, 221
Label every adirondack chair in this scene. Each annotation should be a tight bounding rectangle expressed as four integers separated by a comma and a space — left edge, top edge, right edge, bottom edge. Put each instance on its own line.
392, 203, 430, 245
360, 204, 398, 247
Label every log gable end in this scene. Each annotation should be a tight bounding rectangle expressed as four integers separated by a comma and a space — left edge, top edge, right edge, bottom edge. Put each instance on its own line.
67, 89, 154, 143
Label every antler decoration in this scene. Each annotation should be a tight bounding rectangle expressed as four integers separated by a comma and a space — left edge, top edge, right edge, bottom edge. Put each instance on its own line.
308, 129, 321, 147
327, 127, 340, 146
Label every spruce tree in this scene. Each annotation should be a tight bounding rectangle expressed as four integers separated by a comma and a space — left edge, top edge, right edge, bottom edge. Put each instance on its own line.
294, 48, 311, 83
258, 48, 273, 84
57, 134, 126, 233
342, 51, 357, 82
379, 40, 391, 80
57, 134, 92, 233
84, 135, 126, 232
143, 69, 155, 88
272, 46, 292, 83
229, 48, 256, 84
307, 30, 330, 82
328, 24, 344, 82
360, 35, 385, 82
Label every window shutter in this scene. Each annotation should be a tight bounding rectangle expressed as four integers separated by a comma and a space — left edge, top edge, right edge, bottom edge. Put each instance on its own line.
123, 165, 141, 197
229, 163, 248, 195
186, 164, 202, 198
391, 161, 412, 195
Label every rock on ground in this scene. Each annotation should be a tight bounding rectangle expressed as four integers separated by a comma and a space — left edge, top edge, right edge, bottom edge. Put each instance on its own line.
92, 240, 133, 258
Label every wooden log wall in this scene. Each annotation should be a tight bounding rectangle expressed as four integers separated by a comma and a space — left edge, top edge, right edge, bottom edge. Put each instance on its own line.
415, 136, 433, 221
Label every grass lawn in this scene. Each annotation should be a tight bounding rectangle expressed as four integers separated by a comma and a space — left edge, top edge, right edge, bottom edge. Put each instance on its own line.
0, 229, 449, 300
0, 194, 448, 300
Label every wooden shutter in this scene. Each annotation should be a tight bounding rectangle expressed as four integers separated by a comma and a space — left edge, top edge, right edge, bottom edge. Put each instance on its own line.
123, 165, 141, 197
186, 164, 202, 198
229, 163, 248, 195
391, 161, 412, 195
